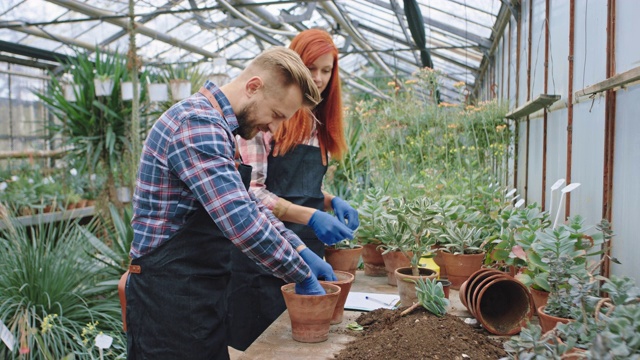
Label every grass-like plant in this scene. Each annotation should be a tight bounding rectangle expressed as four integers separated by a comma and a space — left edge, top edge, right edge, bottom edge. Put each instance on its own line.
0, 217, 125, 359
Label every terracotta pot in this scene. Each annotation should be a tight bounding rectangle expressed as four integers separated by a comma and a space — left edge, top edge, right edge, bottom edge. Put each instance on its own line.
529, 287, 550, 315
280, 283, 340, 343
432, 246, 447, 278
436, 279, 451, 299
381, 250, 411, 286
76, 199, 88, 208
440, 251, 486, 290
537, 305, 572, 333
395, 267, 437, 307
472, 275, 534, 335
320, 271, 355, 324
462, 268, 504, 313
361, 243, 386, 276
469, 273, 509, 318
324, 245, 363, 277
86, 199, 96, 207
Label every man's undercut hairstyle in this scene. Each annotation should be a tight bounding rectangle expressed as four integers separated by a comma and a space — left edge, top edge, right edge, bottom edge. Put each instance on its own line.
248, 47, 321, 108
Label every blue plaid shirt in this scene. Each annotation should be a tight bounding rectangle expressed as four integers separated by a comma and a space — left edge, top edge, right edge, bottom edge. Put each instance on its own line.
130, 81, 309, 283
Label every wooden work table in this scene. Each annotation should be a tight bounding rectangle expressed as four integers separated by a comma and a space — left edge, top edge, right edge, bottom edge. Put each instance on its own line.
230, 270, 471, 360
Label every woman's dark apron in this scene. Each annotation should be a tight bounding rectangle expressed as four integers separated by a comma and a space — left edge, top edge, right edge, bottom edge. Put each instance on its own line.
226, 144, 327, 350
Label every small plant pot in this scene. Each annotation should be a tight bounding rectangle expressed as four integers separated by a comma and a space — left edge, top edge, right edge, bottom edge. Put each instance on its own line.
529, 287, 550, 315
94, 78, 114, 96
63, 84, 82, 102
324, 245, 362, 277
280, 283, 340, 343
170, 79, 192, 100
116, 187, 132, 203
395, 267, 437, 307
381, 250, 411, 286
440, 251, 485, 290
148, 83, 169, 102
320, 271, 355, 324
471, 275, 533, 335
121, 81, 141, 100
361, 243, 386, 277
537, 305, 572, 333
436, 279, 451, 299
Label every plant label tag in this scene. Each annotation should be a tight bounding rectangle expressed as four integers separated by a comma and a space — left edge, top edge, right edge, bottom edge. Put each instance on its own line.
0, 319, 15, 352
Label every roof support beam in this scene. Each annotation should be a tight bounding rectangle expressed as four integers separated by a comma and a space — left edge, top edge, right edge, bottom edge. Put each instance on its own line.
319, 1, 394, 76
364, 0, 491, 49
45, 0, 224, 62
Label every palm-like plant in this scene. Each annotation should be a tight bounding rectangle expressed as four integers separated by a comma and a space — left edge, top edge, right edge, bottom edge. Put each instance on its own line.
0, 217, 125, 359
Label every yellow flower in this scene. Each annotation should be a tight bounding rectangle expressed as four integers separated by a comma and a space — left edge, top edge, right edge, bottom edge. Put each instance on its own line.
40, 314, 58, 334
404, 79, 418, 85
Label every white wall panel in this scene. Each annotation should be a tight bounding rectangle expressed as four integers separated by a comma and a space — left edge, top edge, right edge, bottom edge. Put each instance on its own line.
545, 108, 568, 213
508, 22, 518, 107
516, 121, 528, 194
611, 84, 640, 285
527, 118, 544, 205
529, 0, 546, 98
518, 1, 530, 107
547, 0, 570, 103
573, 0, 607, 90
568, 100, 605, 227
616, 1, 640, 73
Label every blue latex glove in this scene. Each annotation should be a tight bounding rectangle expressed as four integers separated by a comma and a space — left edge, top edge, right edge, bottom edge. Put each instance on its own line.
331, 197, 360, 230
299, 248, 337, 281
307, 210, 354, 246
295, 275, 326, 295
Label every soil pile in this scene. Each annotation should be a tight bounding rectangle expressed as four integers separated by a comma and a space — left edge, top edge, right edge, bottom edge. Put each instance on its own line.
334, 307, 508, 360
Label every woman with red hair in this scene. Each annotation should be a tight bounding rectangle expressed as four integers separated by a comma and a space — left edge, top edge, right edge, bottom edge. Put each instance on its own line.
227, 29, 360, 350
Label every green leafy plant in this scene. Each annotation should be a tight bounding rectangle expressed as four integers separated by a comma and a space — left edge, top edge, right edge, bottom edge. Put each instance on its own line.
414, 277, 449, 317
0, 217, 125, 359
355, 187, 390, 245
440, 222, 485, 255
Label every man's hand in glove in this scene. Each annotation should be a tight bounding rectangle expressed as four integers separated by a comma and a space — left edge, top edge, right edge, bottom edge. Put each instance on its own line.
295, 274, 326, 295
307, 210, 353, 246
331, 197, 360, 230
299, 247, 337, 281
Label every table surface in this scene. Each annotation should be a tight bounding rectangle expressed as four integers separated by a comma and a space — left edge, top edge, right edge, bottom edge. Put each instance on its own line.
229, 270, 472, 360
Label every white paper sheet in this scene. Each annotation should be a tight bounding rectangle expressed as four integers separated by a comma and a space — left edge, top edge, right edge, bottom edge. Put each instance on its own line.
344, 291, 400, 311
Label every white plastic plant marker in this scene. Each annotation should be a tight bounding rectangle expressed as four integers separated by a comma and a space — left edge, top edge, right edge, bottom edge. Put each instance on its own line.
95, 334, 113, 349
514, 199, 525, 208
505, 188, 517, 198
553, 183, 581, 228
548, 178, 565, 222
0, 319, 15, 351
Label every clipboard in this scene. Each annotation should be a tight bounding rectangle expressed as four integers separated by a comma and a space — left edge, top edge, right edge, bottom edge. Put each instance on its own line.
344, 291, 401, 311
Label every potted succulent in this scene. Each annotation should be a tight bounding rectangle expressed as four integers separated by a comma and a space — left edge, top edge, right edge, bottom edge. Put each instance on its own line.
324, 239, 363, 276
377, 197, 438, 304
521, 216, 613, 332
94, 73, 114, 97
439, 220, 487, 290
356, 187, 390, 276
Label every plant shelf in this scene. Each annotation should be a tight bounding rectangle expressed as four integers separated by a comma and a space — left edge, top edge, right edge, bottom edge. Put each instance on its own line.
505, 94, 561, 119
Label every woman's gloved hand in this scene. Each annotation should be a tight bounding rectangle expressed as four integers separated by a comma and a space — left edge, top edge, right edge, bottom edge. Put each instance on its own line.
307, 210, 353, 246
331, 197, 360, 230
299, 248, 337, 281
295, 274, 326, 295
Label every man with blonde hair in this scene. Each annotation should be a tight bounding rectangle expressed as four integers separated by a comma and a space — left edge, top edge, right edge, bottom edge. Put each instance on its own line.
125, 47, 334, 360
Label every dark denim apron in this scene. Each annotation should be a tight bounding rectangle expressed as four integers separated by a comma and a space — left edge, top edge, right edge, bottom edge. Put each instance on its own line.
126, 165, 252, 360
226, 144, 327, 350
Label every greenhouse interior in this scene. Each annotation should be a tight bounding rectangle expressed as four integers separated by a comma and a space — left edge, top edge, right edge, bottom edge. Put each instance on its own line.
1, 0, 639, 359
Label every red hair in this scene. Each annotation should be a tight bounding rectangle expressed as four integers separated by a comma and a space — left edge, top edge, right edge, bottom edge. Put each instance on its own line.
272, 29, 347, 165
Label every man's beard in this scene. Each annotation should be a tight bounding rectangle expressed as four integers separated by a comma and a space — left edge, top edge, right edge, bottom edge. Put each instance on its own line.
235, 100, 262, 139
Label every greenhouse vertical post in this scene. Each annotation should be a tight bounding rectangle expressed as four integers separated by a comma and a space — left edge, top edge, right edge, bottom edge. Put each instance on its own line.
128, 0, 140, 190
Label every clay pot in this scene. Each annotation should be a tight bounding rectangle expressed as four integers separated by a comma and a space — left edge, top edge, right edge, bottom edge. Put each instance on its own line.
537, 305, 572, 333
320, 271, 355, 324
324, 245, 363, 277
381, 250, 412, 286
395, 267, 438, 307
280, 283, 341, 343
440, 251, 486, 290
432, 246, 448, 278
361, 243, 386, 277
462, 268, 503, 312
436, 279, 451, 299
472, 275, 533, 335
529, 287, 550, 315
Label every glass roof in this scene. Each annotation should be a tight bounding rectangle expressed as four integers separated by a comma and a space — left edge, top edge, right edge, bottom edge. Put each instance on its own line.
0, 0, 503, 103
